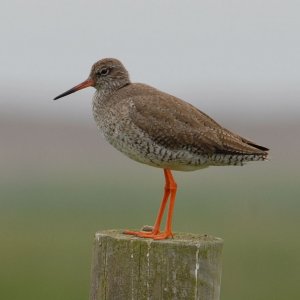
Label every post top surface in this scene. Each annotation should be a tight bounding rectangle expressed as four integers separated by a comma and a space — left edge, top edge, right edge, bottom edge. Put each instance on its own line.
95, 229, 223, 246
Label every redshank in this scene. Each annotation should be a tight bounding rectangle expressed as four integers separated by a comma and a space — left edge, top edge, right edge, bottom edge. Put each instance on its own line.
54, 58, 269, 240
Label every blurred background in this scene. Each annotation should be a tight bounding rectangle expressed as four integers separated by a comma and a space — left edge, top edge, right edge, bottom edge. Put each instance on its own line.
1, 1, 299, 299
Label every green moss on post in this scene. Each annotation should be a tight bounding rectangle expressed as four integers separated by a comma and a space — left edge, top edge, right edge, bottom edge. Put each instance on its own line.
90, 230, 223, 300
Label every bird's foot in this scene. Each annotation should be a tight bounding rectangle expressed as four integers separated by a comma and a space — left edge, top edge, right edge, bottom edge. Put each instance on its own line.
123, 229, 173, 240
146, 231, 174, 240
123, 229, 158, 237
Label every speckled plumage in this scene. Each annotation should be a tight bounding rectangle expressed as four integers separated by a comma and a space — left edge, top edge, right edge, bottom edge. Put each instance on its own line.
90, 59, 268, 171
54, 58, 269, 240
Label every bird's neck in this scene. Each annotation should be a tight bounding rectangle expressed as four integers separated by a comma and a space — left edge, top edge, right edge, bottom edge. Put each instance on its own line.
94, 80, 130, 102
94, 87, 114, 103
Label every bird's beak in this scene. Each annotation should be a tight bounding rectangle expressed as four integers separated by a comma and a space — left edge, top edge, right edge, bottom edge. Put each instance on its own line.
53, 78, 94, 100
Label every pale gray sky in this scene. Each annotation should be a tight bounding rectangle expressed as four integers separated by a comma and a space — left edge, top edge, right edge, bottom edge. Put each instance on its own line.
1, 1, 299, 123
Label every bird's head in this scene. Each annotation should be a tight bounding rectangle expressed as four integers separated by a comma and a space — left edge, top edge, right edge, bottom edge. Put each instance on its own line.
54, 58, 130, 100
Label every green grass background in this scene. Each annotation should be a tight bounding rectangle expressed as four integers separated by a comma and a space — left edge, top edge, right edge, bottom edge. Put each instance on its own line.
1, 119, 299, 300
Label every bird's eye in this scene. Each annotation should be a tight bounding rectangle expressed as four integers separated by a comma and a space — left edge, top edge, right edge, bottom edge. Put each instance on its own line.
97, 68, 110, 77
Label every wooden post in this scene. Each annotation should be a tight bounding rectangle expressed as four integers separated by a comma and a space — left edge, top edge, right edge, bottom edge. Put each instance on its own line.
90, 230, 223, 300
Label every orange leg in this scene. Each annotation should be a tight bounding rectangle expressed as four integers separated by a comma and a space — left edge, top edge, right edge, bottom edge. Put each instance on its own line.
124, 169, 177, 240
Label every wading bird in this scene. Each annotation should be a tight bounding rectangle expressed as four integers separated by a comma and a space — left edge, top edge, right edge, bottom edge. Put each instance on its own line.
54, 58, 268, 240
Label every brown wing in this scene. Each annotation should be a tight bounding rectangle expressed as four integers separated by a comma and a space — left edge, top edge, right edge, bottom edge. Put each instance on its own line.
127, 85, 268, 156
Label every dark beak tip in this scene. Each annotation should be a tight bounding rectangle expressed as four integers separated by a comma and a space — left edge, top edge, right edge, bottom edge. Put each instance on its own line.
53, 96, 61, 101
52, 87, 77, 101
52, 79, 94, 101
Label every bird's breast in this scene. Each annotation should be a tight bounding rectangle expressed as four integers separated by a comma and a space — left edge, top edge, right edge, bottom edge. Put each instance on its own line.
92, 100, 208, 171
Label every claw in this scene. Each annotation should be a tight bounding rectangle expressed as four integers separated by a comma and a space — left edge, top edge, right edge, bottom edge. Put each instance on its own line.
151, 232, 173, 240
123, 229, 173, 240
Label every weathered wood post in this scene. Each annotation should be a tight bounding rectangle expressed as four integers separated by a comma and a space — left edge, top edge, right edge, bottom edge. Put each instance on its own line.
90, 230, 223, 300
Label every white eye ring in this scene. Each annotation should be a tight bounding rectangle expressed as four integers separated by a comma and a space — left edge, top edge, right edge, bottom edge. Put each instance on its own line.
98, 68, 110, 76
